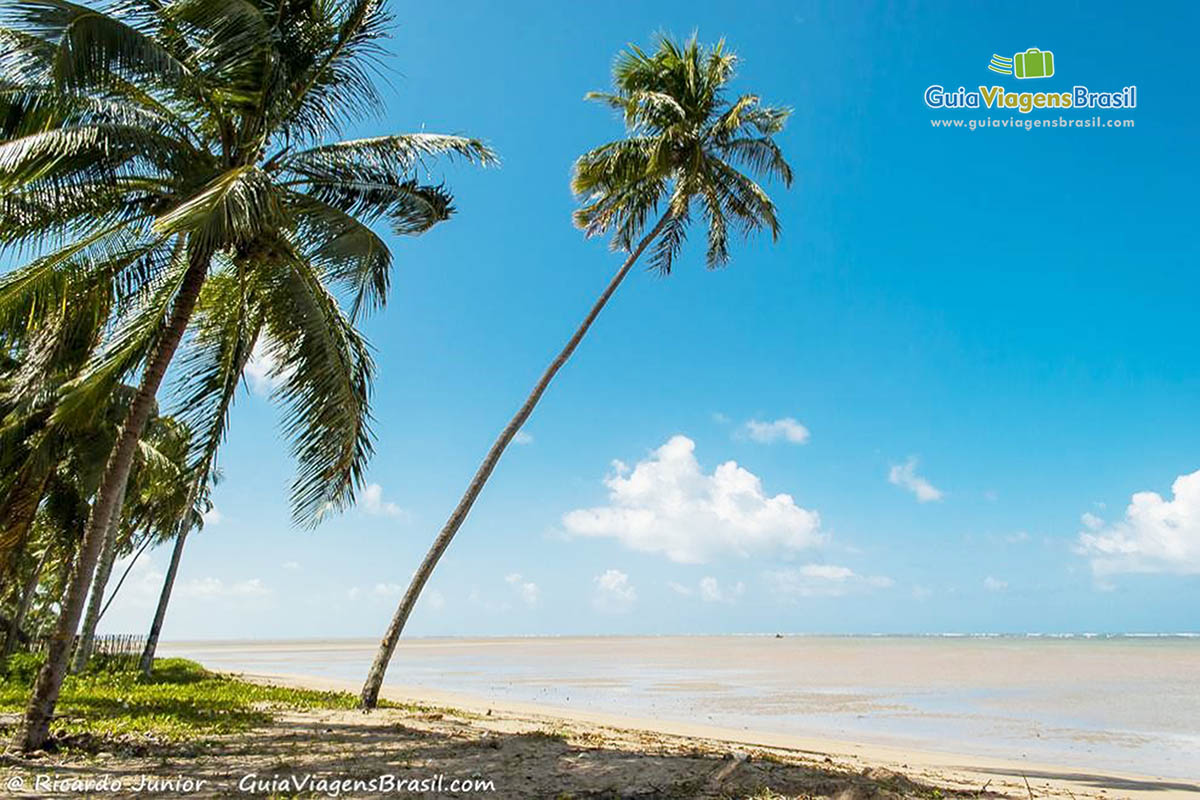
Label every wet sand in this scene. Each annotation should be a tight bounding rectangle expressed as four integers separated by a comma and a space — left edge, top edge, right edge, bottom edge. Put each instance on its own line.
160, 635, 1200, 785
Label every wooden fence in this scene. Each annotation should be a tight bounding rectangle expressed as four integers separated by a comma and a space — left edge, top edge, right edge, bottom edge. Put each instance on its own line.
28, 633, 146, 670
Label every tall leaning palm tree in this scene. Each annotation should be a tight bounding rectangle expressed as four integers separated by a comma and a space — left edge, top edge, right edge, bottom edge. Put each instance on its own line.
361, 34, 792, 708
0, 0, 493, 750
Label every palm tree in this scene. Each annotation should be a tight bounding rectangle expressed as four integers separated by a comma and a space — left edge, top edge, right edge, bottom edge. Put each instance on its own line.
360, 34, 792, 708
72, 413, 194, 672
0, 0, 493, 750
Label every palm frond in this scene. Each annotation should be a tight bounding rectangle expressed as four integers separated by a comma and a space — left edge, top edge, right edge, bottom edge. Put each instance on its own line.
274, 0, 389, 136
708, 158, 780, 239
168, 264, 259, 482
279, 133, 496, 177
48, 237, 184, 426
714, 136, 793, 187
286, 192, 390, 319
3, 0, 219, 116
699, 177, 729, 269
0, 124, 196, 191
259, 249, 374, 527
647, 187, 692, 275
0, 222, 161, 339
153, 165, 284, 249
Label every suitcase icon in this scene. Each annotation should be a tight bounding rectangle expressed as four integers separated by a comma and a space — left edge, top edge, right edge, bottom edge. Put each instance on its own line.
1014, 48, 1054, 79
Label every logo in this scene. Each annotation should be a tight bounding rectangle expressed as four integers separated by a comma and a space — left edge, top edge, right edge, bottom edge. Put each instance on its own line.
988, 54, 1013, 75
989, 48, 1055, 79
923, 46, 1136, 115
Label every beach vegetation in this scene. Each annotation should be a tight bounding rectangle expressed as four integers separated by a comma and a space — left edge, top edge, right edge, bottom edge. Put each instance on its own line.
0, 656, 388, 746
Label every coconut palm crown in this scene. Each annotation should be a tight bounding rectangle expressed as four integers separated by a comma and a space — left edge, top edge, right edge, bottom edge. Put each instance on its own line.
572, 34, 792, 272
0, 0, 494, 521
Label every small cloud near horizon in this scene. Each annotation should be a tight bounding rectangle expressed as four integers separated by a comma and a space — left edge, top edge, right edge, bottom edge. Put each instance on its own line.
739, 417, 811, 445
593, 569, 637, 613
766, 564, 893, 599
505, 573, 540, 607
361, 483, 405, 518
888, 457, 944, 503
181, 577, 270, 600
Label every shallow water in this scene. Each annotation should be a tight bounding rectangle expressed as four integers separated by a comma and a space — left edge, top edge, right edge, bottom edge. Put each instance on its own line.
160, 635, 1200, 779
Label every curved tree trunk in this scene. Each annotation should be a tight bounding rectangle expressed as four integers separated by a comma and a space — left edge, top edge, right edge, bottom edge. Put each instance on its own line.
138, 525, 189, 676
359, 216, 669, 709
1, 547, 49, 660
13, 246, 209, 752
71, 488, 128, 673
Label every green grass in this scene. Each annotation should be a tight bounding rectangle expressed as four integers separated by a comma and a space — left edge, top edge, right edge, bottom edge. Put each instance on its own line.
0, 654, 381, 746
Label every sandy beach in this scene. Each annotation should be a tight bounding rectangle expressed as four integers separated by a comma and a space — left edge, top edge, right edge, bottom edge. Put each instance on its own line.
238, 669, 1199, 799
7, 671, 1190, 800
6, 667, 1196, 799
145, 635, 1200, 797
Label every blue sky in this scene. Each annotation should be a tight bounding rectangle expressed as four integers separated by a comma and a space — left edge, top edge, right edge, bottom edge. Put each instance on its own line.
98, 0, 1199, 639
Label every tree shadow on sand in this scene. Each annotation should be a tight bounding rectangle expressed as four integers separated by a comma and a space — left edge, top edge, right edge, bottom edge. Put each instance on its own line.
1, 711, 1018, 799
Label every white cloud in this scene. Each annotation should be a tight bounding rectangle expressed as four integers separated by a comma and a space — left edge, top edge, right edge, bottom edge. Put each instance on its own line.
593, 569, 636, 613
244, 339, 289, 396
983, 576, 1008, 592
667, 581, 693, 597
505, 573, 540, 607
563, 435, 823, 564
1077, 468, 1200, 575
361, 483, 405, 518
180, 577, 270, 600
740, 417, 811, 445
766, 564, 893, 599
513, 431, 534, 445
282, 561, 300, 570
202, 506, 223, 526
667, 577, 744, 603
424, 590, 445, 611
373, 582, 404, 597
1080, 512, 1104, 531
346, 586, 361, 600
711, 412, 731, 425
888, 457, 944, 503
911, 585, 933, 600
699, 576, 745, 604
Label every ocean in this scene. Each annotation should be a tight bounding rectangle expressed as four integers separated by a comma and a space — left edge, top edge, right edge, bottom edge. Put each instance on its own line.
159, 634, 1200, 780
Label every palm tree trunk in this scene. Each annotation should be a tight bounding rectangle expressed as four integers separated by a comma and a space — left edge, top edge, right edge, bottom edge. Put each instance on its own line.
71, 488, 127, 673
359, 215, 670, 709
1, 548, 49, 660
138, 524, 188, 676
13, 245, 210, 752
